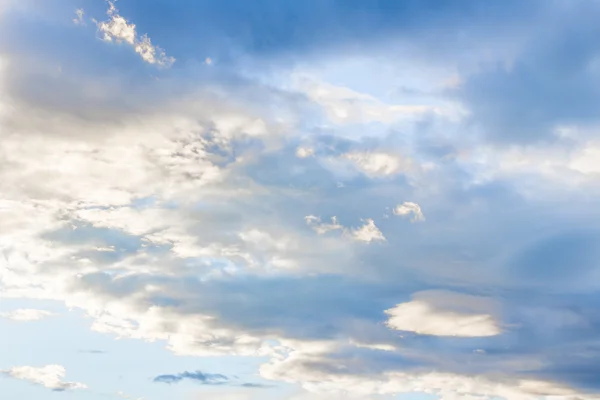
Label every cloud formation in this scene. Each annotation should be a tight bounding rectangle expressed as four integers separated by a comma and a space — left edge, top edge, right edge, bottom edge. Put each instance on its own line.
384, 291, 502, 337
153, 371, 228, 385
393, 202, 425, 222
95, 2, 174, 67
2, 365, 86, 391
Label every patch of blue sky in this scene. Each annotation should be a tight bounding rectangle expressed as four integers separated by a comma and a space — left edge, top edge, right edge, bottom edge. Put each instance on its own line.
0, 298, 273, 399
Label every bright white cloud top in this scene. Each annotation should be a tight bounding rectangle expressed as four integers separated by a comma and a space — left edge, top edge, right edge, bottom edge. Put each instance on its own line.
385, 291, 501, 337
2, 1, 600, 399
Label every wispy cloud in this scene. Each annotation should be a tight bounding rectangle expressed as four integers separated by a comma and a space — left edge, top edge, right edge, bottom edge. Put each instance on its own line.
95, 1, 174, 67
153, 371, 228, 385
0, 309, 55, 322
72, 8, 85, 26
393, 202, 425, 222
1, 365, 86, 391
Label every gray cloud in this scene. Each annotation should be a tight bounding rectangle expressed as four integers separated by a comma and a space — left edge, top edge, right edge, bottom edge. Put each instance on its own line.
153, 371, 228, 385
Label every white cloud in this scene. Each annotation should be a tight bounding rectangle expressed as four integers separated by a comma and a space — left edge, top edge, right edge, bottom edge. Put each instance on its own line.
343, 152, 409, 177
305, 216, 385, 243
385, 291, 501, 337
0, 308, 55, 321
2, 365, 87, 391
393, 202, 425, 222
348, 219, 385, 243
296, 146, 315, 158
73, 9, 85, 26
96, 1, 174, 67
305, 215, 344, 235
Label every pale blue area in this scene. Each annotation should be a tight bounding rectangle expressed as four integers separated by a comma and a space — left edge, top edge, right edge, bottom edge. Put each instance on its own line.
0, 299, 281, 400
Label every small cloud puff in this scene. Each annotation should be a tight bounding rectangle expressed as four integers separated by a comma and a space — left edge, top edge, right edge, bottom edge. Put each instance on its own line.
296, 146, 315, 158
393, 202, 425, 222
305, 216, 385, 242
1, 365, 87, 391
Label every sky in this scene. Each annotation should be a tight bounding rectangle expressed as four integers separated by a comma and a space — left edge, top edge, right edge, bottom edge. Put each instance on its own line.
2, 0, 600, 399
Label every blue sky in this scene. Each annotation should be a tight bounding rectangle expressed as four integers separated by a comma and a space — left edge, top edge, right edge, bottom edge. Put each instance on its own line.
2, 0, 600, 399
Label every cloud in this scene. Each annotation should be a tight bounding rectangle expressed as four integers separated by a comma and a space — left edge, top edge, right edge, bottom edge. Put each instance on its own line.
305, 216, 385, 242
0, 308, 55, 321
294, 76, 435, 125
348, 219, 386, 243
384, 291, 502, 337
1, 365, 87, 391
96, 1, 174, 67
153, 370, 228, 385
342, 152, 409, 177
72, 8, 85, 26
393, 202, 425, 222
305, 215, 344, 235
296, 146, 315, 158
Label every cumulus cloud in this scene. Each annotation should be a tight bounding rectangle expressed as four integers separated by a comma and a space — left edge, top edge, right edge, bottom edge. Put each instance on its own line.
0, 308, 55, 321
96, 1, 174, 67
385, 291, 502, 337
393, 202, 425, 222
1, 365, 87, 391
